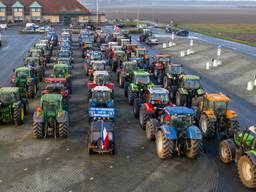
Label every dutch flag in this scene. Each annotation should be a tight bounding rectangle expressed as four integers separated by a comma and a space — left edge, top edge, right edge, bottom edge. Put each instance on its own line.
101, 121, 109, 150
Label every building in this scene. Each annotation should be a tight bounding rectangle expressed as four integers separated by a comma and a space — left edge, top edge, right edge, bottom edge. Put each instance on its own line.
0, 0, 106, 24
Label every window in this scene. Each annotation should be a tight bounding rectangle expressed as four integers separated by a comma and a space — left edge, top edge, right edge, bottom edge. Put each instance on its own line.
14, 16, 23, 21
31, 16, 40, 21
13, 8, 23, 12
31, 8, 40, 12
0, 8, 5, 12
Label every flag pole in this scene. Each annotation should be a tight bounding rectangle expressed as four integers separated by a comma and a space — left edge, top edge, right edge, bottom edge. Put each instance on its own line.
96, 0, 99, 25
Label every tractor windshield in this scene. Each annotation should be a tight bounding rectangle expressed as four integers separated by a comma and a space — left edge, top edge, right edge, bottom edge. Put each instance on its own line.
46, 83, 65, 92
94, 74, 110, 85
42, 101, 60, 112
91, 53, 102, 60
31, 51, 41, 58
93, 63, 105, 70
184, 79, 200, 89
138, 50, 146, 56
59, 52, 71, 58
135, 75, 150, 84
16, 70, 30, 79
150, 93, 169, 104
54, 68, 67, 77
172, 115, 192, 130
169, 65, 183, 75
0, 92, 18, 104
214, 101, 228, 114
159, 57, 171, 63
125, 64, 137, 72
92, 91, 111, 103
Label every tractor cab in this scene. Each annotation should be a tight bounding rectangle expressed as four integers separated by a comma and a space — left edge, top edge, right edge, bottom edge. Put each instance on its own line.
135, 48, 149, 64
112, 46, 122, 52
42, 78, 69, 98
88, 71, 114, 91
90, 86, 113, 108
153, 54, 173, 71
53, 64, 70, 78
146, 87, 170, 106
129, 57, 148, 70
132, 70, 151, 86
120, 39, 130, 48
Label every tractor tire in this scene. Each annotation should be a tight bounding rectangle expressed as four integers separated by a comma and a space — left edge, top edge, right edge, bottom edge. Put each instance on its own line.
219, 139, 236, 164
175, 92, 185, 106
163, 76, 171, 89
199, 115, 216, 138
146, 118, 159, 141
238, 155, 256, 188
139, 105, 148, 129
13, 106, 24, 126
157, 72, 163, 85
185, 139, 202, 159
24, 100, 29, 115
227, 120, 239, 138
156, 130, 175, 159
33, 122, 44, 139
133, 98, 142, 118
128, 89, 136, 105
124, 82, 129, 97
59, 122, 69, 138
116, 72, 120, 82
28, 85, 36, 99
119, 76, 124, 88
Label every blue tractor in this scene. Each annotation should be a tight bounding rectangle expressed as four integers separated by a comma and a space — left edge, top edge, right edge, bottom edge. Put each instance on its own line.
145, 106, 202, 159
129, 57, 150, 71
88, 86, 114, 108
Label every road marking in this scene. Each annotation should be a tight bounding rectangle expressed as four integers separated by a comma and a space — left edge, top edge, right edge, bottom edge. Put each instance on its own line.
89, 177, 94, 181
24, 168, 28, 171
0, 179, 2, 183
1, 46, 9, 51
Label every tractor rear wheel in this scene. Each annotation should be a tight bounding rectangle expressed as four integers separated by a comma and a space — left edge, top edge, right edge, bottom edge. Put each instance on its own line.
133, 98, 142, 118
146, 118, 158, 141
124, 82, 129, 97
119, 76, 124, 88
238, 155, 256, 188
157, 72, 163, 84
139, 105, 148, 129
163, 76, 171, 89
28, 85, 36, 98
156, 130, 175, 159
13, 106, 24, 126
128, 89, 136, 105
59, 122, 69, 138
199, 114, 216, 138
219, 139, 236, 164
33, 122, 44, 139
185, 139, 202, 159
227, 120, 239, 138
176, 92, 185, 106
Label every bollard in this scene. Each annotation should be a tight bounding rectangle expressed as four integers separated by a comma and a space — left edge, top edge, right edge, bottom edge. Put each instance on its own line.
171, 32, 175, 41
190, 39, 194, 47
212, 59, 218, 67
187, 49, 191, 55
169, 42, 173, 47
254, 75, 256, 86
206, 62, 210, 70
247, 81, 254, 91
180, 51, 185, 57
163, 43, 167, 48
217, 60, 222, 66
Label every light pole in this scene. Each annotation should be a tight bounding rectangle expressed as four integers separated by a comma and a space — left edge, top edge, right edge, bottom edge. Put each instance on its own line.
96, 0, 99, 25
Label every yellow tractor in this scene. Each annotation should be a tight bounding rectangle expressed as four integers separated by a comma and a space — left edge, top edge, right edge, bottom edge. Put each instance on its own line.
196, 93, 239, 139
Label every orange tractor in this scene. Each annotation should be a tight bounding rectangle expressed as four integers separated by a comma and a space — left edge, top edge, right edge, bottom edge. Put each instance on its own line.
135, 47, 150, 64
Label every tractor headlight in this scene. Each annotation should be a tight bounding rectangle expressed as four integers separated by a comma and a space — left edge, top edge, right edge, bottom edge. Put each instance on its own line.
108, 132, 113, 141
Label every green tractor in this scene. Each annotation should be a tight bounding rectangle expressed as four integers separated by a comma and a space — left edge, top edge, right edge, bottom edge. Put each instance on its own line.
126, 70, 154, 115
24, 56, 45, 81
29, 48, 46, 68
111, 50, 126, 72
219, 126, 256, 189
11, 66, 38, 99
117, 61, 137, 88
162, 63, 184, 89
0, 87, 29, 126
174, 75, 205, 108
33, 94, 69, 139
52, 64, 72, 94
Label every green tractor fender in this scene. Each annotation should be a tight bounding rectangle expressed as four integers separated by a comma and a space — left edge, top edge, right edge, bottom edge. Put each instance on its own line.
197, 88, 205, 96
26, 78, 34, 86
56, 111, 69, 123
12, 101, 22, 108
166, 73, 172, 79
179, 88, 188, 95
130, 83, 139, 92
147, 83, 154, 89
244, 150, 256, 165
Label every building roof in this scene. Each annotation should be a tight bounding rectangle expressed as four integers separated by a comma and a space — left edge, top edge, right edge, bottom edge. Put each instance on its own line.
29, 1, 42, 8
12, 1, 24, 8
1, 0, 90, 15
0, 2, 7, 7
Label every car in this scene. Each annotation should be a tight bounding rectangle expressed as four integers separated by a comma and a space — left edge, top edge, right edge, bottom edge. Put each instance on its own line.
176, 30, 189, 37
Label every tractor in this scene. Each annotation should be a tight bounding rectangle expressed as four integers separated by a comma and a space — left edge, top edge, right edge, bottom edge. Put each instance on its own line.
0, 87, 29, 126
125, 44, 138, 59
129, 57, 149, 71
87, 71, 114, 99
162, 63, 184, 90
33, 94, 69, 139
120, 39, 130, 48
135, 47, 150, 65
139, 28, 153, 42
42, 78, 70, 110
34, 43, 50, 63
146, 106, 202, 159
87, 108, 115, 155
87, 60, 108, 80
139, 87, 173, 128
117, 61, 138, 88
24, 56, 45, 81
111, 50, 126, 72
151, 54, 173, 84
196, 93, 239, 139
88, 86, 114, 108
173, 75, 205, 108
11, 66, 38, 98
219, 126, 256, 189
29, 48, 46, 68
52, 64, 72, 94
126, 70, 154, 108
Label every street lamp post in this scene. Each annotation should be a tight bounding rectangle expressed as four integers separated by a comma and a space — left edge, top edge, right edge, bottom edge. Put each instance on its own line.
96, 0, 99, 25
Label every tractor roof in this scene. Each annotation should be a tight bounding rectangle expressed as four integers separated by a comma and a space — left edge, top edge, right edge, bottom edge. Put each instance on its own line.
123, 61, 137, 66
129, 57, 144, 61
181, 75, 200, 80
44, 78, 66, 84
41, 94, 62, 102
164, 106, 194, 116
92, 86, 111, 92
171, 63, 182, 67
0, 87, 20, 94
149, 87, 169, 94
205, 93, 230, 103
134, 70, 149, 76
136, 47, 147, 51
54, 64, 68, 68
91, 60, 106, 64
121, 39, 130, 41
15, 66, 30, 72
156, 54, 173, 58
114, 50, 125, 54
94, 71, 109, 76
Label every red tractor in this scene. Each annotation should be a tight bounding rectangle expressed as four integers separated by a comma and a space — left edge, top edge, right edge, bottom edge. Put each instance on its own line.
87, 71, 114, 99
139, 87, 174, 129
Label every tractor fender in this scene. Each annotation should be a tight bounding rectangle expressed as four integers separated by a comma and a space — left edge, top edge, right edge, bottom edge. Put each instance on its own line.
179, 88, 188, 95
186, 125, 202, 140
244, 150, 256, 165
57, 111, 69, 123
147, 83, 154, 89
202, 111, 216, 122
160, 124, 177, 140
33, 112, 44, 123
12, 101, 22, 108
130, 83, 138, 92
87, 82, 96, 90
106, 83, 114, 90
226, 110, 238, 120
197, 88, 205, 95
143, 103, 154, 113
166, 73, 172, 79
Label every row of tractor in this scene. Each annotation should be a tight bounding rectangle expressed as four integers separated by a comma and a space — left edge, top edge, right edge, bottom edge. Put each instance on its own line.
107, 27, 256, 188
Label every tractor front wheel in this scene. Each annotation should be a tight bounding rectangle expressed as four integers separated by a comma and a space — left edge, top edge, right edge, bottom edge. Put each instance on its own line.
163, 76, 171, 89
238, 155, 256, 188
133, 98, 142, 118
139, 105, 148, 129
219, 139, 236, 164
128, 89, 136, 105
119, 76, 124, 88
124, 82, 129, 97
28, 85, 36, 98
33, 122, 44, 139
146, 118, 158, 141
199, 115, 216, 138
176, 92, 185, 106
185, 139, 202, 159
59, 122, 69, 138
156, 130, 175, 159
157, 72, 163, 84
13, 106, 24, 126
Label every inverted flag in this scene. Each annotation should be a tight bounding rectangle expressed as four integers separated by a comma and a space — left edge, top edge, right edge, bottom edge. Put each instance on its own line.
101, 121, 109, 150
